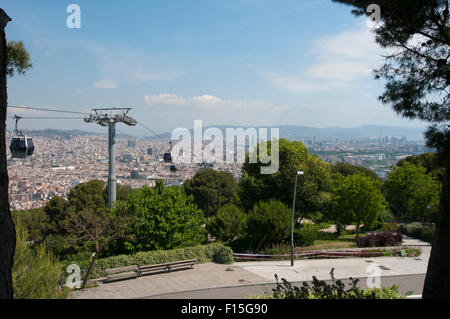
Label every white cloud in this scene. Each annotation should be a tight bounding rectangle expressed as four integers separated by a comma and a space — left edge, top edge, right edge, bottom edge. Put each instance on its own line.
93, 80, 119, 89
266, 19, 385, 93
144, 94, 187, 106
191, 95, 223, 108
144, 93, 289, 113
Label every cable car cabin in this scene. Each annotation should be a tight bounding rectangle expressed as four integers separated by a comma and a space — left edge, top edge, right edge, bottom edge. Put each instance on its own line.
10, 135, 34, 159
163, 152, 172, 163
170, 165, 178, 173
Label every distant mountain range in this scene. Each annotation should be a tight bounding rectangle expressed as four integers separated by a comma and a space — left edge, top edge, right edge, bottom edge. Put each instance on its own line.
15, 125, 427, 141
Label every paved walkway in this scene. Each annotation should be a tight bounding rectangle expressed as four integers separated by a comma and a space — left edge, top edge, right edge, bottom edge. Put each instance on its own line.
71, 262, 271, 299
72, 237, 431, 299
235, 246, 430, 283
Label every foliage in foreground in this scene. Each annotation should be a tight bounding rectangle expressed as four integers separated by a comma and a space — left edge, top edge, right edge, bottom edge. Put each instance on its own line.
260, 269, 404, 299
13, 219, 70, 299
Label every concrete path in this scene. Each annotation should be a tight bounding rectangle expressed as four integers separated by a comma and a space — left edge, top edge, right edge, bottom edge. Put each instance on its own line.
72, 237, 431, 299
71, 262, 271, 299
234, 238, 431, 283
143, 274, 426, 299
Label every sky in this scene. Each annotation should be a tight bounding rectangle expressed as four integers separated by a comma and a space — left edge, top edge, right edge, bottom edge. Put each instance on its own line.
2, 0, 429, 137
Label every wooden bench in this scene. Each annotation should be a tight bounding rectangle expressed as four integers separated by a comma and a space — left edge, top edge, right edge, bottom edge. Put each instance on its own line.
139, 259, 196, 276
104, 265, 139, 283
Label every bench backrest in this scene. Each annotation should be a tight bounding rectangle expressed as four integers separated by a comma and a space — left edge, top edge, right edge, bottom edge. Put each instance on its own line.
105, 265, 138, 275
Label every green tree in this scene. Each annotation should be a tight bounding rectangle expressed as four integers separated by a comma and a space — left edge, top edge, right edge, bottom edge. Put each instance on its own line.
12, 208, 48, 243
239, 139, 332, 220
384, 162, 442, 222
397, 153, 446, 179
66, 207, 135, 286
247, 199, 291, 252
207, 204, 247, 243
331, 0, 449, 298
6, 40, 32, 77
121, 180, 206, 252
332, 162, 380, 181
331, 174, 387, 240
67, 180, 107, 213
183, 169, 239, 218
12, 219, 69, 299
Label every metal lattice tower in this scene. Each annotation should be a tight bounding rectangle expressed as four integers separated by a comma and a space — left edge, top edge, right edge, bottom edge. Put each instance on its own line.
84, 108, 137, 207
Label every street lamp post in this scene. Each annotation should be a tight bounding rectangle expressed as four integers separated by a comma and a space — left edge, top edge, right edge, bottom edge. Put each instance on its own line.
291, 171, 304, 267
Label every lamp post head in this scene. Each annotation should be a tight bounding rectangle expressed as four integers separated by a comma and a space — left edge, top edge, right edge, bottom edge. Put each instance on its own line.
297, 171, 304, 175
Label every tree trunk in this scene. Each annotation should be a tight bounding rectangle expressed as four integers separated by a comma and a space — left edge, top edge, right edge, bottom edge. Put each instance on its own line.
0, 9, 15, 299
355, 218, 360, 241
423, 163, 450, 299
254, 234, 268, 253
82, 251, 99, 287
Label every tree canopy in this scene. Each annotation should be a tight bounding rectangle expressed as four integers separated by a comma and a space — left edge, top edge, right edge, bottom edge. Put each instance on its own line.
207, 204, 247, 243
332, 162, 380, 180
183, 169, 239, 218
239, 138, 332, 217
6, 40, 32, 77
247, 199, 291, 252
331, 174, 387, 239
384, 162, 442, 221
119, 180, 206, 252
397, 152, 446, 178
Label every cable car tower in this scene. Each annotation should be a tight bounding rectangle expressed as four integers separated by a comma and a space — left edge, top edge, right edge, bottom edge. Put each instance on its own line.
84, 108, 137, 207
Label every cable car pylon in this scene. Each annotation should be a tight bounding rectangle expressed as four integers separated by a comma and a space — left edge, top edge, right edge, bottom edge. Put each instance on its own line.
84, 108, 137, 207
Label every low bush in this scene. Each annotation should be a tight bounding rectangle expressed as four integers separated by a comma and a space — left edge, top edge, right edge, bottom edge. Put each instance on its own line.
260, 243, 291, 257
266, 269, 404, 299
356, 231, 403, 248
401, 222, 435, 243
381, 222, 401, 232
293, 228, 317, 247
61, 243, 233, 282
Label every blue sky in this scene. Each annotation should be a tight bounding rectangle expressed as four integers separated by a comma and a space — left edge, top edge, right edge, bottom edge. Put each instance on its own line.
2, 0, 428, 136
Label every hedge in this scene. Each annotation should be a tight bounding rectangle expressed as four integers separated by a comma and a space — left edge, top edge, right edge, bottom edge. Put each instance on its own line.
61, 243, 233, 282
401, 222, 435, 243
356, 231, 404, 248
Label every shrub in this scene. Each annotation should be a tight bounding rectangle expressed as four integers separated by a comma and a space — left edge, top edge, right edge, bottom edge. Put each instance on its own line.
269, 269, 404, 299
294, 228, 317, 247
401, 222, 435, 243
381, 222, 401, 232
207, 204, 247, 243
60, 243, 233, 282
356, 231, 403, 248
315, 230, 340, 241
212, 245, 234, 264
261, 243, 291, 257
247, 200, 291, 251
13, 219, 71, 299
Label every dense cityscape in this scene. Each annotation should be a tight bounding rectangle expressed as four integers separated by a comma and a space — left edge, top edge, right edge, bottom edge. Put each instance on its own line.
7, 130, 431, 211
